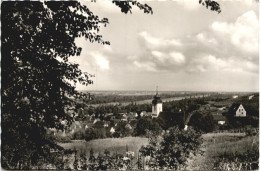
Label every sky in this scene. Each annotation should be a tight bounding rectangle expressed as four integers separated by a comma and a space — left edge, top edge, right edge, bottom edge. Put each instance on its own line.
69, 0, 259, 92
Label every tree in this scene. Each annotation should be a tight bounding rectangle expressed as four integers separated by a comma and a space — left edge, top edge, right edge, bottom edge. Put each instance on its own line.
140, 127, 203, 170
134, 117, 162, 136
2, 0, 220, 169
115, 121, 133, 137
188, 112, 215, 133
1, 1, 152, 169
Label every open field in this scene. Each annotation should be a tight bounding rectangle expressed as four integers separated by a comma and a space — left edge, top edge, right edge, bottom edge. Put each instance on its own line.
59, 132, 258, 170
187, 132, 259, 170
59, 137, 148, 158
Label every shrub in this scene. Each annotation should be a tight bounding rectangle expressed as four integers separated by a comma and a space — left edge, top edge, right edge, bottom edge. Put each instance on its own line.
85, 128, 96, 141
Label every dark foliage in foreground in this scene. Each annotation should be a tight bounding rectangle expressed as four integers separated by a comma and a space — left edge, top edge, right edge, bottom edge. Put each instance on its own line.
2, 0, 220, 169
1, 1, 152, 169
213, 147, 259, 170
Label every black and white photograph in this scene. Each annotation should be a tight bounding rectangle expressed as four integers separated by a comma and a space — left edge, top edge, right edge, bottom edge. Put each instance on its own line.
1, 0, 259, 170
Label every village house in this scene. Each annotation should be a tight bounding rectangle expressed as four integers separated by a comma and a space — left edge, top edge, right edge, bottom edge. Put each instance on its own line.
213, 115, 227, 125
127, 112, 136, 121
228, 103, 247, 117
103, 122, 109, 128
110, 127, 115, 134
93, 118, 101, 124
121, 114, 128, 121
144, 111, 152, 117
139, 111, 145, 117
125, 123, 132, 130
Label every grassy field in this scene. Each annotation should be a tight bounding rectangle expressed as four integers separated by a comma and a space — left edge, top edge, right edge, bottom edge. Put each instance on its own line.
187, 132, 259, 170
59, 133, 258, 170
59, 137, 148, 158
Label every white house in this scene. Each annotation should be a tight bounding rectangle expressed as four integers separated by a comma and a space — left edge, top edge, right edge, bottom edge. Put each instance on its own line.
93, 118, 101, 124
229, 103, 247, 117
104, 123, 109, 128
235, 104, 246, 117
110, 127, 115, 134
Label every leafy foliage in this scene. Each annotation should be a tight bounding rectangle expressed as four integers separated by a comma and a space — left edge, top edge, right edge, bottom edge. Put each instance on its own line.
140, 127, 203, 170
213, 147, 259, 170
1, 1, 152, 169
134, 117, 162, 136
199, 0, 221, 13
2, 0, 222, 168
189, 112, 215, 133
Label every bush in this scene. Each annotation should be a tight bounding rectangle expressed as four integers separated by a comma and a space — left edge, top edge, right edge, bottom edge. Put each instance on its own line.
85, 128, 96, 141
85, 128, 107, 141
72, 129, 86, 140
245, 127, 258, 136
55, 135, 72, 143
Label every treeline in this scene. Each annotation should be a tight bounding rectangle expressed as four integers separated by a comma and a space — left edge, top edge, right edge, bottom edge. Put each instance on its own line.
78, 97, 207, 120
82, 93, 203, 105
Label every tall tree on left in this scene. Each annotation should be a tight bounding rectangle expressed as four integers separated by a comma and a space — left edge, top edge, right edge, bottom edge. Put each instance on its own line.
1, 1, 152, 169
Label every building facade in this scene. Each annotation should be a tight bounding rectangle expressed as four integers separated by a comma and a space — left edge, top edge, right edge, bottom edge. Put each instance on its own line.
227, 103, 247, 117
235, 104, 246, 117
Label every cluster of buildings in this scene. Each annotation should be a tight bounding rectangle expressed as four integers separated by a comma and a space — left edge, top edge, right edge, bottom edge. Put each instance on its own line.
55, 91, 250, 137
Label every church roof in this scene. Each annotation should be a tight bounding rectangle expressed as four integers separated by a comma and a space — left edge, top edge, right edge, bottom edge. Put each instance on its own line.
152, 93, 162, 104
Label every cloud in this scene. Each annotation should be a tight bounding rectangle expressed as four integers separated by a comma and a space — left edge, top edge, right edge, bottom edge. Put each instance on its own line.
139, 31, 182, 47
91, 52, 110, 70
211, 10, 258, 54
196, 33, 217, 45
131, 10, 258, 75
189, 54, 258, 74
169, 52, 186, 64
133, 61, 157, 72
69, 38, 111, 72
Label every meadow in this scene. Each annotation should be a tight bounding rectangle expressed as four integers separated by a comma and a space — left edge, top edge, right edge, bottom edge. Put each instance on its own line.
59, 132, 258, 170
187, 132, 259, 170
59, 137, 148, 159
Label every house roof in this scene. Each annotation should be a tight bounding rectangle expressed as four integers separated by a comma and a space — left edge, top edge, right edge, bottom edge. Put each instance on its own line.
212, 115, 226, 121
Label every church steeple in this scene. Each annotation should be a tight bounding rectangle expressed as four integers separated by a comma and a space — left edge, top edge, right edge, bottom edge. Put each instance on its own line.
153, 86, 161, 104
152, 86, 163, 118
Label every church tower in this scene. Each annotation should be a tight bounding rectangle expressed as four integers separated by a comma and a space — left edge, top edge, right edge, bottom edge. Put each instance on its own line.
152, 86, 162, 118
